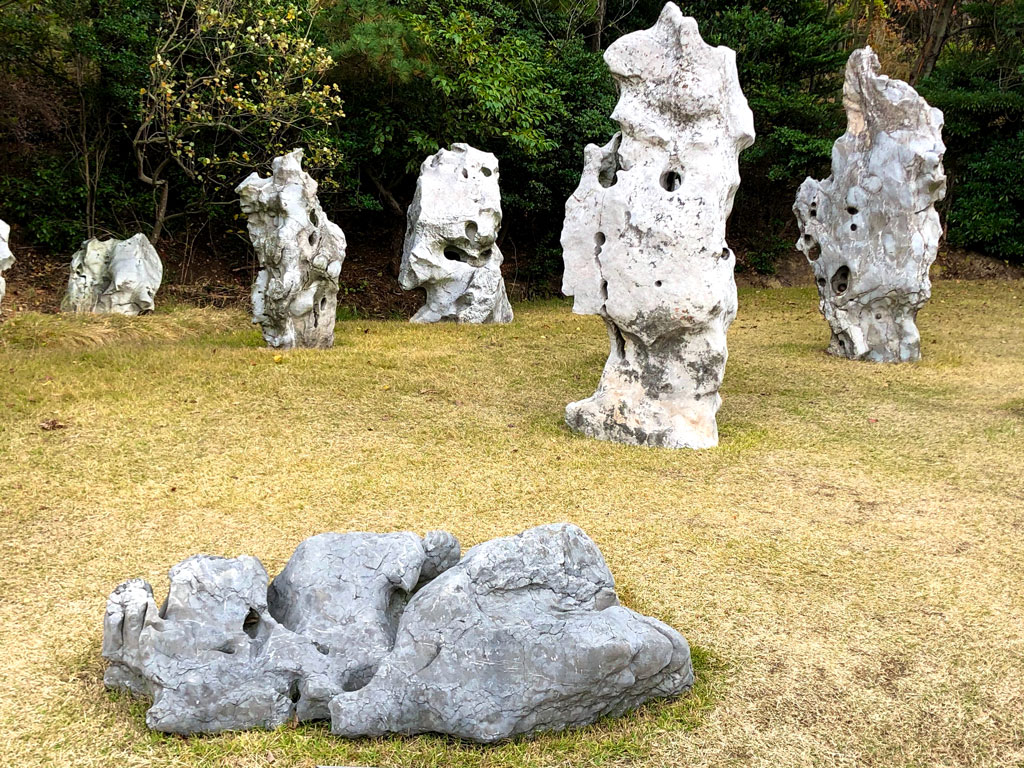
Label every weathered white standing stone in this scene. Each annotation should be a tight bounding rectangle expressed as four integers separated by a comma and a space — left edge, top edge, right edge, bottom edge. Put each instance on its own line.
0, 219, 13, 314
236, 148, 347, 349
103, 525, 693, 741
561, 3, 754, 449
794, 47, 946, 362
400, 144, 513, 323
62, 233, 163, 315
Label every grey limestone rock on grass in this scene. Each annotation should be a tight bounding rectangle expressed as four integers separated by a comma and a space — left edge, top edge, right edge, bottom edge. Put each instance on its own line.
399, 144, 513, 324
103, 525, 692, 741
236, 148, 347, 349
330, 523, 694, 742
0, 219, 13, 313
560, 3, 754, 449
62, 233, 163, 315
793, 47, 946, 363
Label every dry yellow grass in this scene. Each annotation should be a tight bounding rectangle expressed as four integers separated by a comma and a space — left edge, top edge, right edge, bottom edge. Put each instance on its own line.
1, 280, 1022, 768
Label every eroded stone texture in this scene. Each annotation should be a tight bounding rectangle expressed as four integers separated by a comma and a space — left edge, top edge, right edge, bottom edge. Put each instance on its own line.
399, 144, 513, 323
330, 523, 693, 742
0, 219, 13, 313
267, 531, 459, 719
560, 3, 754, 449
236, 148, 347, 348
103, 532, 457, 733
793, 47, 946, 362
104, 525, 692, 741
62, 233, 163, 315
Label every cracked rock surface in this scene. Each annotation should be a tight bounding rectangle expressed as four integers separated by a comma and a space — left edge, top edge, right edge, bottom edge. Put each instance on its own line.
236, 148, 347, 348
794, 47, 946, 363
61, 233, 163, 315
560, 3, 754, 449
103, 525, 692, 741
0, 219, 13, 313
400, 144, 513, 324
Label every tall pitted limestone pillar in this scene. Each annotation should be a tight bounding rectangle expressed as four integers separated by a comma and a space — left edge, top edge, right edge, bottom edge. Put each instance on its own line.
560, 2, 754, 449
236, 149, 347, 349
794, 47, 946, 363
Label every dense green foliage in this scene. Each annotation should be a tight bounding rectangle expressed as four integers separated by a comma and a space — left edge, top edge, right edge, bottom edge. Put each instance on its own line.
919, 0, 1024, 260
0, 0, 1021, 281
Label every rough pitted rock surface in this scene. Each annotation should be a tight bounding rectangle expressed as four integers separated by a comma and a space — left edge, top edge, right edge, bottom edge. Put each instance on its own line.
236, 148, 347, 348
103, 532, 457, 733
0, 219, 13, 313
793, 47, 946, 362
560, 3, 754, 449
399, 144, 513, 324
103, 525, 692, 740
61, 233, 163, 315
330, 523, 693, 742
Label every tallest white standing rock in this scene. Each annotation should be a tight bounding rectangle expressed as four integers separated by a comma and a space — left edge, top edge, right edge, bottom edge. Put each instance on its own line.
560, 3, 754, 449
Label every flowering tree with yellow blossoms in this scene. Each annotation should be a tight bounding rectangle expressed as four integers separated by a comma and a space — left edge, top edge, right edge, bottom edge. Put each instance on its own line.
133, 0, 345, 240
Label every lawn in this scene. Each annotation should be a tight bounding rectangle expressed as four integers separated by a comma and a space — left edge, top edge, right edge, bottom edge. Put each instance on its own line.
1, 281, 1022, 768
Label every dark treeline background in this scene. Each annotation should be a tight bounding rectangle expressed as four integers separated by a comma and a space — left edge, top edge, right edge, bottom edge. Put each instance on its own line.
1, 0, 1021, 293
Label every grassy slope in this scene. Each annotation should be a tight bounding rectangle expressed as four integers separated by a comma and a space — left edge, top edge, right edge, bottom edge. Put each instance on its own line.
0, 281, 1022, 768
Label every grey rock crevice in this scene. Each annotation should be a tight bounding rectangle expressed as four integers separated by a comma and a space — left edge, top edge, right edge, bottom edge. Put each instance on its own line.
103, 524, 692, 741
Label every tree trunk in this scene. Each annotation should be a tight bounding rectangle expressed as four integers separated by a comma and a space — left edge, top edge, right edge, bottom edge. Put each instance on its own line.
151, 181, 170, 243
911, 0, 958, 85
587, 0, 607, 52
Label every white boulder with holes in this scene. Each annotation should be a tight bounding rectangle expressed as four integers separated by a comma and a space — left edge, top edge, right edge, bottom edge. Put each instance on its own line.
400, 144, 513, 323
793, 47, 946, 362
62, 233, 163, 315
560, 3, 754, 449
0, 219, 13, 314
236, 148, 347, 349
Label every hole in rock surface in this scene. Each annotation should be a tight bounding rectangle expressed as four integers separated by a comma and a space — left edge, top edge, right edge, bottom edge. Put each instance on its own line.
443, 246, 472, 263
720, 248, 730, 260
847, 206, 858, 215
310, 210, 319, 227
655, 280, 663, 287
600, 279, 609, 300
851, 223, 858, 232
595, 232, 606, 246
242, 608, 260, 639
613, 324, 626, 359
817, 277, 827, 288
481, 167, 492, 177
308, 231, 317, 246
461, 168, 468, 179
831, 265, 851, 295
598, 144, 622, 188
465, 222, 478, 240
660, 170, 682, 192
319, 297, 327, 313
807, 243, 821, 261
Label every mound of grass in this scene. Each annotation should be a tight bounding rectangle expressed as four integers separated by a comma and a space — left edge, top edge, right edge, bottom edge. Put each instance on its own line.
1, 280, 1022, 767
